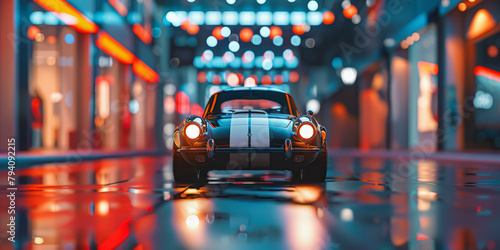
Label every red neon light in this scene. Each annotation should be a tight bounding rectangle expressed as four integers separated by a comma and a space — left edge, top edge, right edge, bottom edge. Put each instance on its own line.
417, 233, 429, 241
95, 75, 115, 85
292, 24, 306, 35
133, 24, 152, 44
133, 60, 159, 83
212, 27, 224, 40
96, 32, 136, 64
175, 91, 190, 114
108, 0, 128, 16
343, 5, 358, 19
269, 26, 282, 39
262, 75, 272, 85
191, 104, 204, 117
240, 28, 253, 43
33, 0, 98, 33
274, 75, 284, 85
323, 11, 335, 25
27, 26, 40, 40
418, 61, 439, 75
98, 219, 132, 250
289, 71, 300, 83
474, 66, 500, 83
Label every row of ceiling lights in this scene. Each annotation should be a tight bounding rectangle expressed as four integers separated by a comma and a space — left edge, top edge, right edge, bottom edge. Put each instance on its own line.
186, 0, 319, 9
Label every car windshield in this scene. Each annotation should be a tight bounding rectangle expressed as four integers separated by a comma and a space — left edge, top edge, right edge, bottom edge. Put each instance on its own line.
205, 91, 297, 116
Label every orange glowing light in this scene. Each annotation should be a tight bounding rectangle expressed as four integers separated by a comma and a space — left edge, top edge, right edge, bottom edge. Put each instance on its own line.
262, 75, 272, 85
474, 66, 500, 83
418, 61, 439, 75
212, 26, 224, 40
289, 71, 300, 83
323, 11, 335, 25
108, 0, 128, 16
96, 32, 136, 64
33, 0, 98, 33
343, 5, 358, 19
197, 72, 207, 83
95, 76, 113, 119
132, 60, 159, 83
240, 28, 253, 42
27, 26, 40, 40
292, 24, 306, 35
187, 24, 200, 35
458, 3, 467, 12
132, 24, 152, 44
227, 73, 240, 87
269, 26, 282, 39
467, 9, 496, 39
181, 19, 191, 30
244, 76, 257, 87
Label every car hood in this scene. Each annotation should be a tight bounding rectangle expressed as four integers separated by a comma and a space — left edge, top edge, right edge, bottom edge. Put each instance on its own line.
207, 114, 294, 128
205, 113, 295, 148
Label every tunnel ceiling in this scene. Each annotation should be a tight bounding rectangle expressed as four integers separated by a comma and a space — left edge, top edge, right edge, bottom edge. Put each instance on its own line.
154, 0, 444, 68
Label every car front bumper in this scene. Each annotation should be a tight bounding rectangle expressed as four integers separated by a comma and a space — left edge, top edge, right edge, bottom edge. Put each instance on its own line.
177, 147, 323, 170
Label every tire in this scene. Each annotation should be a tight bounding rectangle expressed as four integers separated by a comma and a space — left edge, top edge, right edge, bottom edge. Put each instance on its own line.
173, 143, 201, 183
300, 149, 327, 183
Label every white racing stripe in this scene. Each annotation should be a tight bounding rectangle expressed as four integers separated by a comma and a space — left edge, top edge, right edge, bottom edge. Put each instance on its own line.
229, 113, 249, 169
229, 111, 271, 169
229, 113, 249, 148
250, 113, 270, 168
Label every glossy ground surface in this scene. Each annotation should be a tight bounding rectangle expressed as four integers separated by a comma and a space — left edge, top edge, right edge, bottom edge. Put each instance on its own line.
1, 154, 500, 249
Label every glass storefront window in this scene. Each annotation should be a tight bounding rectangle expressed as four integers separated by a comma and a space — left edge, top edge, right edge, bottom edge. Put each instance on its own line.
409, 24, 438, 151
29, 24, 80, 150
472, 31, 500, 149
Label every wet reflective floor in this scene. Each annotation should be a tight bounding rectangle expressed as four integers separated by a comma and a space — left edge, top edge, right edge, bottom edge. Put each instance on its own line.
1, 154, 500, 250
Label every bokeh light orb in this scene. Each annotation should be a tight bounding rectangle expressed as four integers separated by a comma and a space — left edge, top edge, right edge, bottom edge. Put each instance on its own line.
240, 28, 253, 42
323, 11, 335, 25
269, 26, 282, 39
343, 4, 358, 19
212, 26, 224, 40
260, 26, 271, 38
227, 73, 240, 87
261, 75, 272, 85
292, 24, 306, 35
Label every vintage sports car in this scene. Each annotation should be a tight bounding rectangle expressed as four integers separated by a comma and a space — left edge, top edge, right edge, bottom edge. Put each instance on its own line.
173, 87, 327, 182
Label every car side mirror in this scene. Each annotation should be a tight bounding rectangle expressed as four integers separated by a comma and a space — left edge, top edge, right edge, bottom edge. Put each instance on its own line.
306, 110, 314, 116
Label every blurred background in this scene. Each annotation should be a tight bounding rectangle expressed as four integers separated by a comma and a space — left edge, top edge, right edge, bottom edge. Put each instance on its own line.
1, 0, 500, 155
2, 1, 500, 250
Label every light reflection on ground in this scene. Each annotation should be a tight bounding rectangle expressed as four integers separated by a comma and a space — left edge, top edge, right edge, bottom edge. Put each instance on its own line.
1, 155, 500, 249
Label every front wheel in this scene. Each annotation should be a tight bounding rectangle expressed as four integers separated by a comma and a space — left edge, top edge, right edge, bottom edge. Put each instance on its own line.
293, 149, 327, 183
173, 143, 206, 183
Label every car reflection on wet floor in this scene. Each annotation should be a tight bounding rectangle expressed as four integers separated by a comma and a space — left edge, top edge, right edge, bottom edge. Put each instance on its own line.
1, 155, 500, 249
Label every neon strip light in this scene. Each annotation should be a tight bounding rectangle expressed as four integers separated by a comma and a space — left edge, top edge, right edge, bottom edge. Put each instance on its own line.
133, 59, 159, 83
33, 0, 98, 33
96, 32, 136, 64
475, 66, 500, 83
133, 24, 152, 44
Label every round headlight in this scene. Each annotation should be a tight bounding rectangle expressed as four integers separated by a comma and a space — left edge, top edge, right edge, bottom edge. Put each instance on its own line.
297, 123, 315, 141
184, 123, 202, 140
